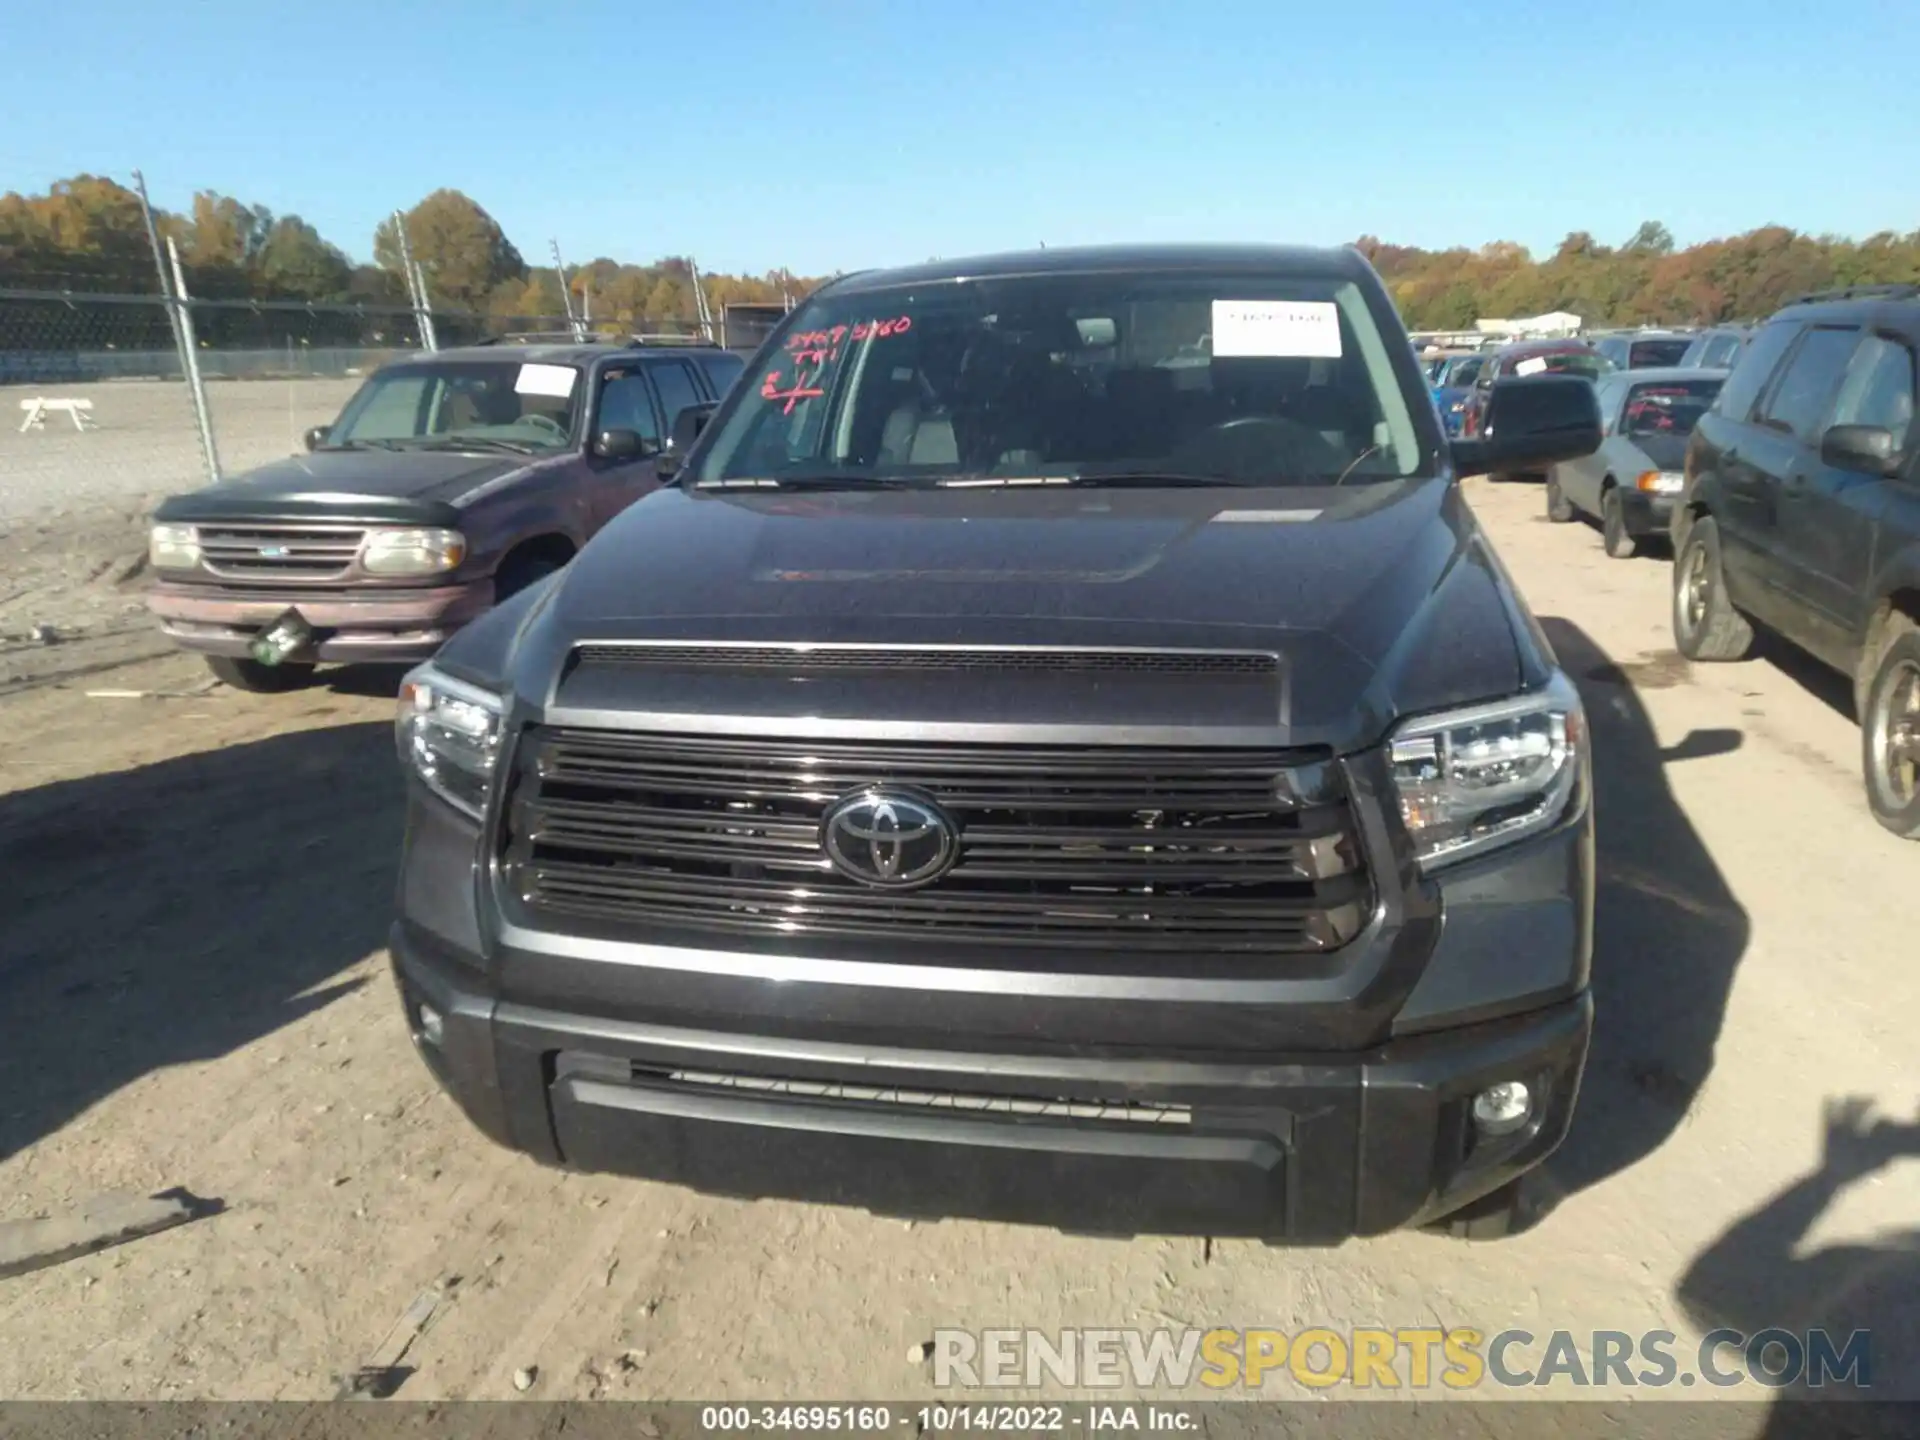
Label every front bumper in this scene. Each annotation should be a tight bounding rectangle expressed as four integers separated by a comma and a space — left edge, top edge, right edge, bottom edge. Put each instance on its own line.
1615, 488, 1676, 537
147, 578, 494, 664
391, 924, 1591, 1242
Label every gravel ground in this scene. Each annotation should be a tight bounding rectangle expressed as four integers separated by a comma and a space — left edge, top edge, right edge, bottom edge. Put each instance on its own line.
0, 477, 1914, 1417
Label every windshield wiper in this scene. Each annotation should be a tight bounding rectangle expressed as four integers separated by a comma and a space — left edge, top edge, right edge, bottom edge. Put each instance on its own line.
319, 438, 411, 452
694, 474, 930, 491
414, 436, 542, 455
1014, 471, 1263, 489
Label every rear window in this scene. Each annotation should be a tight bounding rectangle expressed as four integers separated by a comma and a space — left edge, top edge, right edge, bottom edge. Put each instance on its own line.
1621, 378, 1724, 437
1512, 350, 1611, 381
1629, 338, 1692, 368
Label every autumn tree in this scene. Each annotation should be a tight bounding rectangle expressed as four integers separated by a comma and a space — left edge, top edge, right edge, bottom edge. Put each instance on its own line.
374, 190, 527, 309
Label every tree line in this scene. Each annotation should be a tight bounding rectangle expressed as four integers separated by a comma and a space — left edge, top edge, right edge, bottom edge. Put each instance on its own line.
1366, 220, 1920, 331
0, 175, 823, 329
5, 177, 1918, 335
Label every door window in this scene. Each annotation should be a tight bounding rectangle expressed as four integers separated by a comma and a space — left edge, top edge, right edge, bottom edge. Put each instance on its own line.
1714, 320, 1802, 423
1756, 327, 1860, 444
1827, 334, 1916, 450
649, 360, 705, 435
596, 368, 662, 444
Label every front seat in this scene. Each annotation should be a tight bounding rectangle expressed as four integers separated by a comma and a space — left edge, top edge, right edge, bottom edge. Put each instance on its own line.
877, 396, 958, 467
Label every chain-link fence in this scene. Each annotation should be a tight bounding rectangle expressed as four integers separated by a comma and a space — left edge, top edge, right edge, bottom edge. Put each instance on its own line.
0, 289, 710, 523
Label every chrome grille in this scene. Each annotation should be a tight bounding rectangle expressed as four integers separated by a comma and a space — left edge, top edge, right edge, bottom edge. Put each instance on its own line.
196, 524, 365, 581
501, 729, 1372, 960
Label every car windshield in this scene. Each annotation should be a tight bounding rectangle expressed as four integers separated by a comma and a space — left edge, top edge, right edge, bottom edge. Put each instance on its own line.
1628, 338, 1692, 368
690, 270, 1435, 487
1445, 355, 1485, 387
1621, 378, 1723, 437
1513, 349, 1611, 381
326, 360, 582, 452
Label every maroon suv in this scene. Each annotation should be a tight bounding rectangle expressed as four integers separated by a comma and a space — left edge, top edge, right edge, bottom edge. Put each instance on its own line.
146, 338, 742, 690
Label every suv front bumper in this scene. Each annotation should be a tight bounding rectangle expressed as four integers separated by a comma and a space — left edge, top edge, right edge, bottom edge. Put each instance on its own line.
391, 926, 1590, 1242
147, 579, 494, 665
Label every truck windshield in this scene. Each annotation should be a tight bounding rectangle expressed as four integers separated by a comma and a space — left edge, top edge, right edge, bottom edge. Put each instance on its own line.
691, 271, 1435, 487
327, 360, 582, 452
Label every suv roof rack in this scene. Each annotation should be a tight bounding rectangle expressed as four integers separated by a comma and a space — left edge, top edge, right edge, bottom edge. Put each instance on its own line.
1786, 283, 1920, 307
468, 331, 721, 348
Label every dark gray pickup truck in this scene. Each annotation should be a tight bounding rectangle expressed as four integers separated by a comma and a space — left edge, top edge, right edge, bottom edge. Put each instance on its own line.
145, 337, 743, 690
389, 244, 1604, 1241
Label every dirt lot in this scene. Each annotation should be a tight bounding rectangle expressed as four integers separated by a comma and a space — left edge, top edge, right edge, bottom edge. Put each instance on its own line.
1, 477, 1915, 1409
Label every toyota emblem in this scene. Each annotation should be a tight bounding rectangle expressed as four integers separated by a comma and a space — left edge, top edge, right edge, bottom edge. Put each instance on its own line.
821, 789, 958, 888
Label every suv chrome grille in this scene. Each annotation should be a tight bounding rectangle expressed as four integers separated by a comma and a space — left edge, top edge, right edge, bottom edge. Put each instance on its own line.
501, 729, 1372, 958
197, 524, 365, 581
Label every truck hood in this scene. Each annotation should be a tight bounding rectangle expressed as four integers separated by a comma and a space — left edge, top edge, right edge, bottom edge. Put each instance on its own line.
467, 479, 1531, 752
151, 449, 529, 526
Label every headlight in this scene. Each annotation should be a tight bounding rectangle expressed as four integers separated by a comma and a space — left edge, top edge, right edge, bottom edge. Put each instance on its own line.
396, 663, 504, 819
149, 523, 200, 570
1387, 672, 1586, 869
1635, 469, 1683, 495
363, 527, 467, 576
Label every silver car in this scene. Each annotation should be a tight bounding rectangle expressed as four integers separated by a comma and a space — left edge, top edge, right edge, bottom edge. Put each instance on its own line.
1544, 366, 1728, 558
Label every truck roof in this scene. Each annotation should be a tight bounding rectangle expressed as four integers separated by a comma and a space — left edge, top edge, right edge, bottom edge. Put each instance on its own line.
828, 243, 1374, 296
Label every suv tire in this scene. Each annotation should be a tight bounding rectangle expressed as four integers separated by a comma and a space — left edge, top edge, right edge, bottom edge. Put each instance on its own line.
1861, 618, 1920, 839
1601, 489, 1637, 559
205, 654, 316, 693
1545, 471, 1575, 523
496, 551, 567, 600
1672, 516, 1753, 661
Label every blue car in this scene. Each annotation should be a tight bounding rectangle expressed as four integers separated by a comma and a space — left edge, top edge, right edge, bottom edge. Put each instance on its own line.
1429, 352, 1488, 436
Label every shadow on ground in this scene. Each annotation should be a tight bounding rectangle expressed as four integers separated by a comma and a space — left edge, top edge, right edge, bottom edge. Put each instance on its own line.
1533, 617, 1753, 1210
1752, 627, 1856, 724
0, 721, 401, 1161
1677, 1096, 1920, 1432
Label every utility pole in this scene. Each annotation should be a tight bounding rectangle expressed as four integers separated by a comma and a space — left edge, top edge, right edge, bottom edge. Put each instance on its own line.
392, 212, 438, 351
551, 240, 585, 340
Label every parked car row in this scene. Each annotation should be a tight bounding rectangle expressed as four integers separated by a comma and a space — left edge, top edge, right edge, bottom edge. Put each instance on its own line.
1530, 283, 1920, 839
1670, 283, 1920, 837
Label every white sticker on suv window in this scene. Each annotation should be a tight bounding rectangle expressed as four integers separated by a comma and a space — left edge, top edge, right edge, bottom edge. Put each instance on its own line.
1513, 356, 1549, 377
1211, 300, 1342, 359
515, 363, 578, 398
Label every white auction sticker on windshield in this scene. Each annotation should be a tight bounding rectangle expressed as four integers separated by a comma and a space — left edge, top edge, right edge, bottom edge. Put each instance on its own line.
515, 362, 577, 398
1513, 356, 1550, 377
1211, 300, 1342, 359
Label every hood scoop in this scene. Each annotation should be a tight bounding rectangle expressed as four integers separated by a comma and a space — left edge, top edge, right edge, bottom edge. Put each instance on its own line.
568, 642, 1279, 679
549, 639, 1293, 742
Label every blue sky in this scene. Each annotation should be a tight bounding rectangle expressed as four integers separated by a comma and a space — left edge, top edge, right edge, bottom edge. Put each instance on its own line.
3, 0, 1915, 276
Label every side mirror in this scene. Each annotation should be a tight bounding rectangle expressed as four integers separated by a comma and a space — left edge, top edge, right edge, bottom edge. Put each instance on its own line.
1820, 423, 1900, 477
1450, 374, 1602, 478
303, 425, 329, 452
656, 402, 718, 481
593, 428, 650, 461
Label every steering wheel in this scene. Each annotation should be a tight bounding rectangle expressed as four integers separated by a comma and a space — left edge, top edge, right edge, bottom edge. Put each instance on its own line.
1166, 415, 1347, 481
519, 413, 567, 438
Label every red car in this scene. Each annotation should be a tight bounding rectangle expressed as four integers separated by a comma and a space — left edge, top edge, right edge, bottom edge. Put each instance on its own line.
1459, 339, 1613, 444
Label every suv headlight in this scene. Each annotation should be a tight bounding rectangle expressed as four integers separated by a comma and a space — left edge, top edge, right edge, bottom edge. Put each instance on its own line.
149, 523, 200, 570
363, 527, 467, 576
1387, 672, 1586, 869
396, 663, 504, 819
